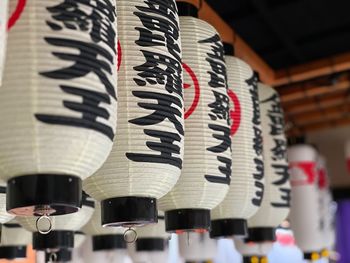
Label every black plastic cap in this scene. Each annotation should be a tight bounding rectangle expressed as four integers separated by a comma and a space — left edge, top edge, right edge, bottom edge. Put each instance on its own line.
45, 249, 72, 262
177, 2, 198, 17
136, 238, 166, 252
33, 230, 74, 250
223, 43, 235, 56
0, 246, 26, 259
210, 219, 248, 238
101, 197, 157, 227
7, 174, 82, 216
165, 209, 210, 233
92, 235, 126, 251
246, 227, 276, 242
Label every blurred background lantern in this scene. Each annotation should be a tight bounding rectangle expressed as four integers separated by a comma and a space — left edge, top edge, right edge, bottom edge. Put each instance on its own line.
288, 144, 324, 259
0, 0, 8, 85
0, 219, 31, 260
84, 0, 184, 228
248, 83, 290, 242
159, 0, 232, 233
0, 0, 118, 217
82, 201, 127, 252
210, 44, 264, 238
235, 238, 273, 263
17, 192, 94, 251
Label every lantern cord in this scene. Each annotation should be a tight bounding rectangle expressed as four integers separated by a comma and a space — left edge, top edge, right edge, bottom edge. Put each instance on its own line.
187, 232, 190, 246
36, 214, 52, 235
123, 228, 138, 243
48, 252, 57, 262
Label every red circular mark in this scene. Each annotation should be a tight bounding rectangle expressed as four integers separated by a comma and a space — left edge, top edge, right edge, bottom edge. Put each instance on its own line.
7, 0, 26, 31
228, 89, 241, 136
182, 62, 200, 119
276, 233, 295, 246
117, 40, 122, 71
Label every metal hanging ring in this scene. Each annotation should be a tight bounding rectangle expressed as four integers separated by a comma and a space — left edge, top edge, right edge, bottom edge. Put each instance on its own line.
36, 215, 52, 235
123, 228, 138, 243
49, 252, 57, 262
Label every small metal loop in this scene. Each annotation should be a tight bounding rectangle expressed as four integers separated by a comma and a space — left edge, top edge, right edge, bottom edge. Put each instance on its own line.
123, 228, 138, 243
36, 215, 52, 235
49, 252, 57, 262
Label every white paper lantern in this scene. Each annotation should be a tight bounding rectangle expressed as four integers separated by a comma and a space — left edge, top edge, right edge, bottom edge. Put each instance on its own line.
288, 144, 323, 254
75, 231, 87, 249
211, 44, 264, 238
83, 0, 184, 228
247, 83, 290, 242
234, 238, 273, 263
159, 1, 231, 233
17, 192, 94, 251
1, 0, 118, 216
82, 201, 127, 251
0, 219, 31, 260
0, 0, 8, 86
179, 232, 217, 262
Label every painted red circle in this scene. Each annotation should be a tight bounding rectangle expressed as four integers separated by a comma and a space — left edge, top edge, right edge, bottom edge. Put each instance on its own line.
117, 40, 122, 71
182, 62, 200, 119
228, 89, 241, 136
7, 0, 26, 31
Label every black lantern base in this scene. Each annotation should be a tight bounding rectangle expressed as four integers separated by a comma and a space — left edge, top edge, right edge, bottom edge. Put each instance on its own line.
210, 218, 248, 238
45, 249, 72, 262
136, 238, 166, 252
33, 230, 74, 250
92, 235, 126, 251
246, 227, 276, 242
0, 246, 26, 259
164, 209, 210, 233
101, 197, 157, 227
7, 174, 82, 216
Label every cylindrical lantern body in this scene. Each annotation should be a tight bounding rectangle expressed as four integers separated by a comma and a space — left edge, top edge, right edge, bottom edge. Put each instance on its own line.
159, 4, 231, 233
248, 83, 290, 242
288, 144, 323, 253
18, 193, 94, 251
0, 182, 14, 224
84, 0, 184, 228
82, 201, 127, 251
211, 47, 264, 238
0, 0, 8, 85
179, 233, 217, 262
1, 0, 118, 216
0, 220, 31, 260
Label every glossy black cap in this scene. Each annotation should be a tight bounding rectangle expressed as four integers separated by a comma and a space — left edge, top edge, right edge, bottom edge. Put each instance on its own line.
92, 235, 126, 251
165, 209, 210, 233
0, 246, 26, 259
177, 2, 198, 17
246, 227, 276, 242
223, 43, 235, 56
7, 174, 82, 216
45, 249, 72, 262
210, 219, 248, 238
101, 197, 157, 227
136, 238, 166, 252
33, 230, 74, 250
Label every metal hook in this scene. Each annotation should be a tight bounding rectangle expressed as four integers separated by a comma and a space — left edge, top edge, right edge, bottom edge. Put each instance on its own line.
123, 228, 138, 243
48, 252, 57, 262
36, 215, 52, 235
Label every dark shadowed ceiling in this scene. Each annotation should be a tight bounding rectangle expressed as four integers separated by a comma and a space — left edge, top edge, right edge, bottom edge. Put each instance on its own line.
206, 0, 350, 70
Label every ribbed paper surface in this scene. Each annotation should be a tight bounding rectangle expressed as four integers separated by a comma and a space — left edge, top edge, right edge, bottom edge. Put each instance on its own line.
1, 219, 32, 246
18, 204, 94, 232
178, 233, 217, 261
0, 0, 118, 181
159, 16, 231, 211
248, 83, 290, 228
84, 0, 184, 202
288, 144, 323, 252
212, 56, 263, 221
0, 0, 8, 86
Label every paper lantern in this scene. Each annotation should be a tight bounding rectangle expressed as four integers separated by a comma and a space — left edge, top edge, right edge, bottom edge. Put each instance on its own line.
0, 220, 31, 260
288, 144, 323, 254
210, 44, 264, 238
0, 0, 118, 217
247, 83, 290, 242
159, 1, 231, 233
17, 192, 94, 251
0, 0, 8, 85
82, 201, 127, 251
83, 0, 184, 228
179, 232, 217, 262
234, 238, 273, 263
